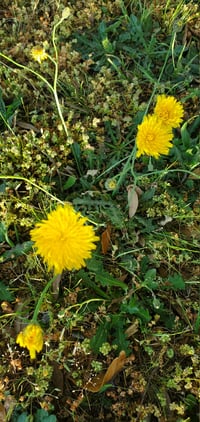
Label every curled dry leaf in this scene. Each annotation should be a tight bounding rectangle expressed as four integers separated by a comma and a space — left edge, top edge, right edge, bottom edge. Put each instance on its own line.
159, 215, 173, 226
84, 350, 126, 392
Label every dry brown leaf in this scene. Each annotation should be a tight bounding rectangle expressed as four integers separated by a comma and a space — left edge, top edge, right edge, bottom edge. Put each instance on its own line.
0, 403, 6, 421
101, 225, 111, 255
103, 350, 126, 384
125, 320, 139, 338
127, 185, 139, 218
85, 350, 126, 392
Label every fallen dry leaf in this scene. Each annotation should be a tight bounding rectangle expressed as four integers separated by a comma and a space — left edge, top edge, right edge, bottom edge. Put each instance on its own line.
127, 185, 139, 218
0, 404, 6, 422
101, 225, 111, 255
84, 350, 126, 392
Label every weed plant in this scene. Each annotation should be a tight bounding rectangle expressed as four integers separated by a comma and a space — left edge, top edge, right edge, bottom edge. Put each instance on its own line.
0, 1, 200, 421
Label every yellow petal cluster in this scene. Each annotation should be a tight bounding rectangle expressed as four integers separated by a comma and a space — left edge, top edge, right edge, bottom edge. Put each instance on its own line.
136, 95, 184, 159
154, 94, 184, 128
30, 204, 99, 274
16, 323, 43, 359
30, 46, 48, 64
136, 114, 173, 159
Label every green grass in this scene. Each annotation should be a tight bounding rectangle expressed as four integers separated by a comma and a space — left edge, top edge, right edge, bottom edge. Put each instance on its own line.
0, 0, 200, 421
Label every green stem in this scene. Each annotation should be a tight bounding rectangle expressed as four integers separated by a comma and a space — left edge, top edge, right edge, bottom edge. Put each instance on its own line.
32, 274, 58, 322
0, 49, 69, 139
0, 175, 64, 203
51, 16, 70, 139
0, 53, 54, 94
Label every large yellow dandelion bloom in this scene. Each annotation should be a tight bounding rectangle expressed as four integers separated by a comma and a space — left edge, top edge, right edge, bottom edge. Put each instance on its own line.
154, 95, 184, 128
136, 114, 174, 159
30, 204, 99, 274
31, 46, 48, 64
16, 323, 43, 359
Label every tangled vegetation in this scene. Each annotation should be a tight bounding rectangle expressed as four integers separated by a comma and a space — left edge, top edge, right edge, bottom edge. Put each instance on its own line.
0, 0, 200, 421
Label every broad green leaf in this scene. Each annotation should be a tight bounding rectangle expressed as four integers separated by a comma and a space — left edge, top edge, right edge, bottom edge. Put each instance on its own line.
90, 320, 110, 353
167, 274, 185, 290
77, 269, 109, 299
35, 409, 57, 422
95, 271, 127, 291
143, 268, 158, 289
111, 315, 130, 354
121, 297, 151, 323
13, 412, 29, 422
63, 175, 76, 190
0, 241, 33, 263
0, 281, 14, 302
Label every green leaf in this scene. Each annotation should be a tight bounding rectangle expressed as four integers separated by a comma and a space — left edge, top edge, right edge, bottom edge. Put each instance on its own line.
0, 241, 33, 263
63, 175, 76, 190
90, 320, 110, 353
121, 297, 151, 323
35, 409, 57, 422
0, 182, 6, 193
95, 271, 127, 291
87, 257, 127, 290
141, 187, 156, 201
77, 269, 109, 299
194, 307, 200, 334
99, 383, 113, 393
144, 268, 157, 282
0, 89, 6, 116
0, 281, 14, 301
71, 142, 83, 176
111, 315, 130, 354
185, 394, 198, 411
6, 96, 22, 124
12, 412, 29, 422
143, 268, 158, 289
181, 122, 191, 148
0, 221, 7, 242
86, 256, 103, 273
167, 274, 185, 290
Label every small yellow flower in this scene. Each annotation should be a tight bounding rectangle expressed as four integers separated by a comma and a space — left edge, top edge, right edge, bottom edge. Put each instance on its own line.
16, 323, 43, 359
154, 95, 184, 128
30, 204, 99, 274
136, 114, 173, 159
30, 46, 48, 64
105, 178, 117, 191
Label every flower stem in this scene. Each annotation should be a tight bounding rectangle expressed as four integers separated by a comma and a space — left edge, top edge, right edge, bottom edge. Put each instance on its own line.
0, 53, 54, 93
32, 274, 58, 322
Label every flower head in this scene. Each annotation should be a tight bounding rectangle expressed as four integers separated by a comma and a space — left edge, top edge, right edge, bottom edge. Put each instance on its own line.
154, 95, 184, 128
16, 323, 43, 359
105, 178, 117, 191
31, 46, 48, 64
30, 204, 99, 274
136, 114, 173, 159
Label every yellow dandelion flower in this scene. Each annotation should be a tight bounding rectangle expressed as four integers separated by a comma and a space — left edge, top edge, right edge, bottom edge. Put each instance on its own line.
16, 323, 43, 359
154, 94, 184, 128
136, 114, 173, 159
31, 46, 48, 64
30, 204, 99, 274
